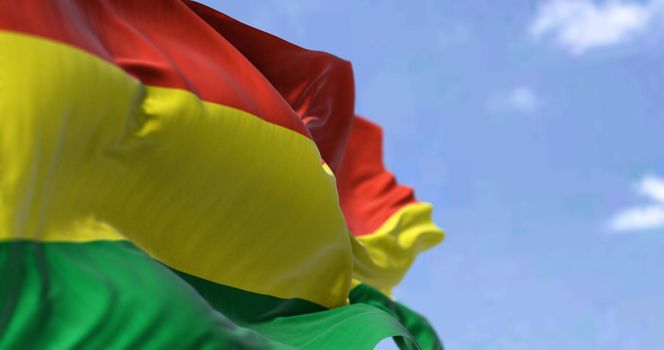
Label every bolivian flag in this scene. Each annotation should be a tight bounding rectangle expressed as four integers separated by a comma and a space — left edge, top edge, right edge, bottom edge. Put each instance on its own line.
0, 1, 445, 349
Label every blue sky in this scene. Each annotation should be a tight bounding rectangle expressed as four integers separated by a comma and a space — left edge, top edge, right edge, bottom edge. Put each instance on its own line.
203, 1, 664, 348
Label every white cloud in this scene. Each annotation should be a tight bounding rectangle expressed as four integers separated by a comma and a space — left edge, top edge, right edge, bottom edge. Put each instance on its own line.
487, 86, 539, 114
638, 174, 664, 202
609, 174, 664, 232
509, 87, 539, 113
610, 206, 664, 231
530, 0, 664, 55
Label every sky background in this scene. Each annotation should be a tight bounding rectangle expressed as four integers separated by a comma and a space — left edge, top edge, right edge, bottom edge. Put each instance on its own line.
203, 1, 664, 349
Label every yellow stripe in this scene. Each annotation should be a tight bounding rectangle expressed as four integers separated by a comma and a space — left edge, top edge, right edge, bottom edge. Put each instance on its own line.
351, 203, 444, 295
0, 31, 352, 308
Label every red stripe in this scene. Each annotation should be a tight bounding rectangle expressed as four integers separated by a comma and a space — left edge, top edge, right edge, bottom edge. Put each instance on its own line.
0, 0, 310, 137
337, 117, 417, 236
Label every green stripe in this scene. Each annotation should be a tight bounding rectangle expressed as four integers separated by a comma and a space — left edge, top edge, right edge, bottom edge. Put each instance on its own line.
1, 240, 424, 349
173, 263, 425, 349
350, 283, 444, 350
251, 303, 420, 350
0, 240, 280, 349
172, 268, 325, 324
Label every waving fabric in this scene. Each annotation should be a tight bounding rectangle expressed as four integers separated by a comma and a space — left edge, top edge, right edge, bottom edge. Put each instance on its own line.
0, 1, 444, 349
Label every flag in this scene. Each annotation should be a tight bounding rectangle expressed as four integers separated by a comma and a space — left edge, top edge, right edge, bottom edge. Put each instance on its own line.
0, 1, 444, 348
